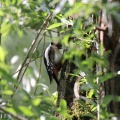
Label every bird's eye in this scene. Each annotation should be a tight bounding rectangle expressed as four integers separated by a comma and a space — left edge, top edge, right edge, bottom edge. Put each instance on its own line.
51, 42, 54, 45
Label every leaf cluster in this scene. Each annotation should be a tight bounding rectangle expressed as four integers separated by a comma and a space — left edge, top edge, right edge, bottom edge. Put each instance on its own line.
0, 0, 120, 120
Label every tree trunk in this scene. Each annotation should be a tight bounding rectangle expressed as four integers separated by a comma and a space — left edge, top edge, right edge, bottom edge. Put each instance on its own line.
101, 1, 120, 115
57, 0, 120, 119
57, 60, 77, 108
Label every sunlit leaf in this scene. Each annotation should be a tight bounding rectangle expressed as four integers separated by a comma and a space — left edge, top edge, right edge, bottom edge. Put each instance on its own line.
12, 0, 16, 5
87, 89, 94, 98
65, 2, 83, 17
0, 11, 4, 16
47, 23, 63, 30
60, 99, 67, 111
0, 79, 7, 85
6, 107, 17, 114
17, 0, 22, 5
18, 29, 23, 37
19, 106, 34, 116
32, 98, 41, 106
5, 0, 10, 6
2, 90, 14, 95
0, 46, 7, 62
91, 106, 97, 112
1, 24, 11, 34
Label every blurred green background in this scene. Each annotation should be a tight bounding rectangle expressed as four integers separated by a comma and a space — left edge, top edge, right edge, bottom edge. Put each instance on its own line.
2, 30, 57, 95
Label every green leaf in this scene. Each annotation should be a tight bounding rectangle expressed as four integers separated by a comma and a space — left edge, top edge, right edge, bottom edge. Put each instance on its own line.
32, 98, 41, 106
0, 11, 4, 16
17, 0, 22, 5
47, 116, 59, 120
99, 73, 115, 83
12, 0, 16, 5
1, 24, 11, 34
0, 79, 7, 85
19, 106, 34, 116
87, 89, 94, 98
102, 95, 113, 107
35, 60, 39, 67
21, 88, 31, 101
2, 90, 14, 95
33, 50, 39, 58
0, 46, 7, 62
82, 113, 95, 119
0, 68, 17, 84
18, 29, 23, 37
81, 83, 93, 90
47, 23, 63, 30
60, 99, 67, 111
6, 107, 17, 114
58, 99, 71, 119
78, 99, 87, 108
91, 106, 97, 112
5, 0, 10, 6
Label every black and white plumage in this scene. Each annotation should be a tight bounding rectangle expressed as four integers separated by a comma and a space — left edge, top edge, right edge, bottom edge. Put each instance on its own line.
44, 42, 62, 85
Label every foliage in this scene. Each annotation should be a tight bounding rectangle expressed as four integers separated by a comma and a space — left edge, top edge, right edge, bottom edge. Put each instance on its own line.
0, 0, 120, 120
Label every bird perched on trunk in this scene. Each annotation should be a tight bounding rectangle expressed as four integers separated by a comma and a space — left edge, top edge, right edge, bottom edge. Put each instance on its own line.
44, 42, 62, 85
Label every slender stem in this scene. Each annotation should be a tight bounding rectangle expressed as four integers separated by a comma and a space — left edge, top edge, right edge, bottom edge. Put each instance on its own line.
12, 55, 43, 76
34, 35, 46, 95
13, 28, 49, 97
16, 13, 52, 82
97, 77, 100, 120
12, 13, 52, 98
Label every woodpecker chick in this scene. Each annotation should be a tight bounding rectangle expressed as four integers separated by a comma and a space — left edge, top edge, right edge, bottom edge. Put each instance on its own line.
44, 42, 62, 85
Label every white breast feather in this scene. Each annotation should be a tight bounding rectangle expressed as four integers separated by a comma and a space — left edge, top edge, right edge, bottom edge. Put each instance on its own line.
54, 49, 62, 64
45, 44, 51, 65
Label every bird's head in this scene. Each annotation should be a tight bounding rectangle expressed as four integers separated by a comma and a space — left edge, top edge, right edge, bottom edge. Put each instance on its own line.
51, 42, 62, 49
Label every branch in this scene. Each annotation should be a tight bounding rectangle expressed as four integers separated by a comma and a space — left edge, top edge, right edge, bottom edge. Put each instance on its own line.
16, 13, 52, 82
0, 106, 27, 120
95, 26, 108, 32
12, 13, 52, 97
34, 35, 46, 95
13, 31, 47, 96
12, 55, 43, 76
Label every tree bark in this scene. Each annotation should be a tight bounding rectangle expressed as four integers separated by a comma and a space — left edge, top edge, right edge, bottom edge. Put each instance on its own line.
57, 60, 77, 108
101, 1, 120, 115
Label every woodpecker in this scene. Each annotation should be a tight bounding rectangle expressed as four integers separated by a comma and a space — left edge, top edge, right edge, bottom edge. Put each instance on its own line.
44, 42, 62, 85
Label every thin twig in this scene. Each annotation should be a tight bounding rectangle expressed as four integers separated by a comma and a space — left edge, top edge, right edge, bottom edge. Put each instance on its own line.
12, 13, 52, 97
0, 106, 27, 120
13, 31, 47, 96
34, 35, 46, 95
16, 13, 52, 82
12, 55, 43, 76
18, 31, 47, 85
96, 26, 107, 32
26, 28, 60, 36
13, 27, 49, 96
